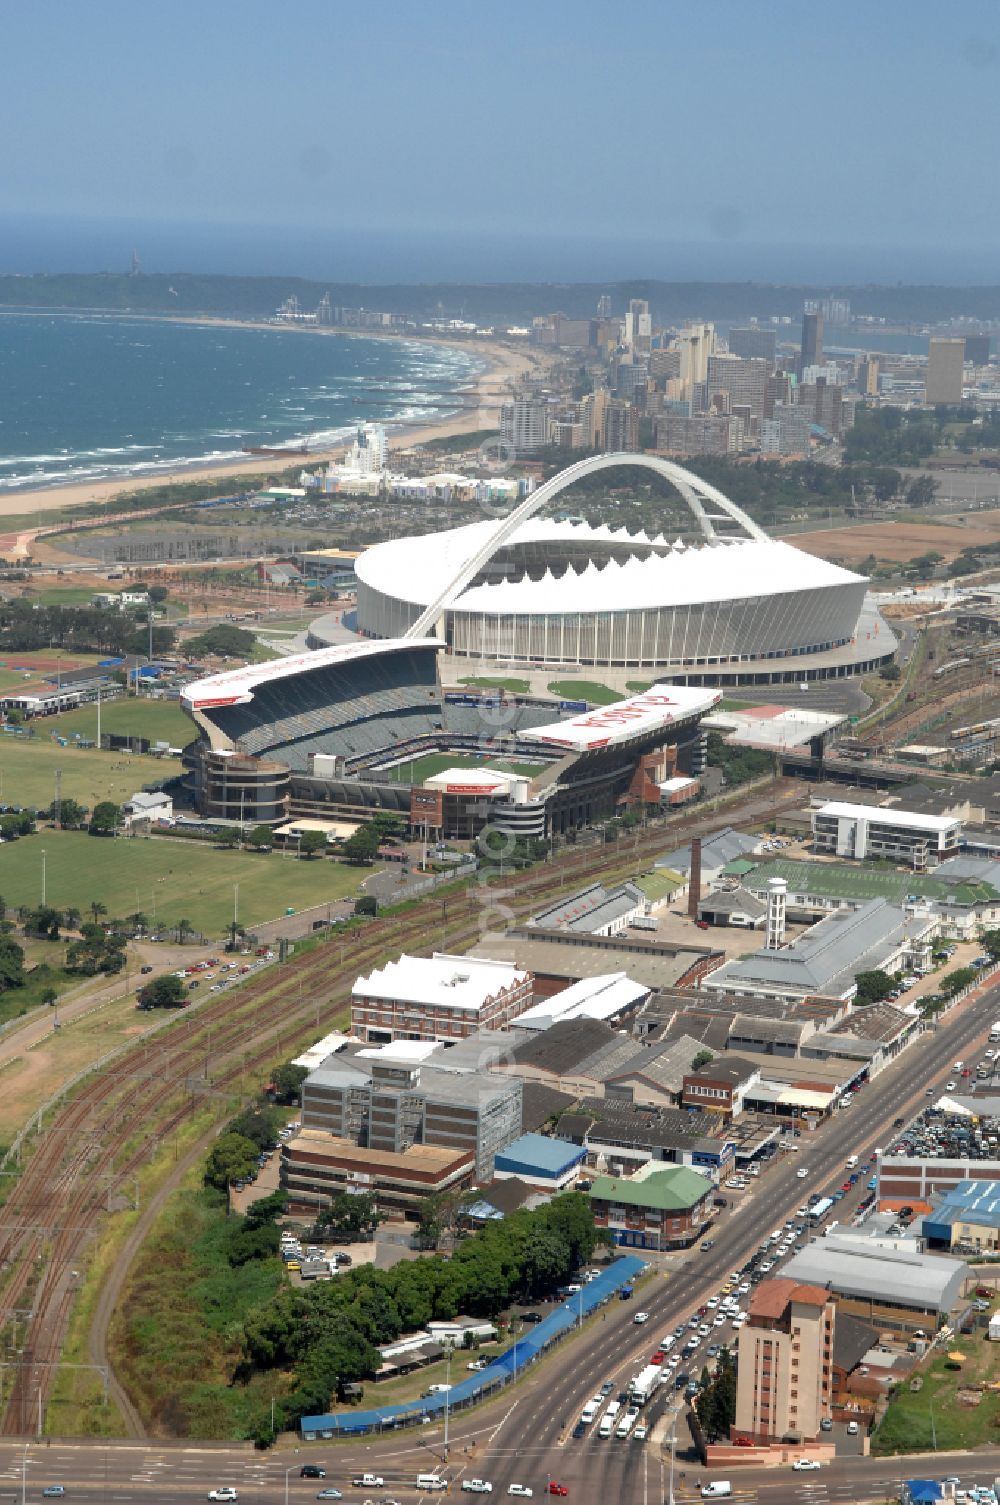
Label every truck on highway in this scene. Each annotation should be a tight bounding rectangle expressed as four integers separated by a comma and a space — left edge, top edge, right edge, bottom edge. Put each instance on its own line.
629, 1365, 663, 1405
991, 1021, 1000, 1043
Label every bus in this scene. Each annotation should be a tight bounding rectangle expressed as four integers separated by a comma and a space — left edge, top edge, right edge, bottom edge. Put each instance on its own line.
806, 1196, 835, 1225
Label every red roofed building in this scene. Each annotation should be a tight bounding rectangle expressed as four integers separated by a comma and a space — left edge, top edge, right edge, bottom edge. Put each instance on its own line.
734, 1277, 835, 1444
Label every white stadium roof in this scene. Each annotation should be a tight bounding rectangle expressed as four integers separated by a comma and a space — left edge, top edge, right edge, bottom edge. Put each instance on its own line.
355, 517, 864, 615
523, 685, 720, 751
181, 637, 443, 711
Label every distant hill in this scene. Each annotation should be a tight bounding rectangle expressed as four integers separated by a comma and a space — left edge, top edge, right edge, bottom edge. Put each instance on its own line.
0, 272, 999, 327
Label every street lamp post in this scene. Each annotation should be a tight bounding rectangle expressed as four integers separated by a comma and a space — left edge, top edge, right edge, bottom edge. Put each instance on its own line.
443, 1347, 453, 1459
20, 1442, 27, 1505
284, 1463, 300, 1505
41, 849, 46, 907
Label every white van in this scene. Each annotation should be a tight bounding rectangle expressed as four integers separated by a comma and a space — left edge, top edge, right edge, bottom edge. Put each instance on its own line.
598, 1412, 615, 1439
416, 1477, 447, 1492
846, 1155, 858, 1168
701, 1485, 732, 1499
580, 1399, 600, 1425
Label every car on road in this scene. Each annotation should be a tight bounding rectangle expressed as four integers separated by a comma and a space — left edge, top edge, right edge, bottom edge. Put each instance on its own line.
792, 1460, 821, 1472
461, 1483, 493, 1495
300, 1468, 326, 1479
600, 1381, 615, 1395
796, 1167, 809, 1178
316, 1492, 342, 1500
521, 1312, 543, 1323
546, 1486, 568, 1497
633, 1310, 649, 1324
508, 1488, 534, 1498
353, 1477, 384, 1490
946, 1080, 957, 1091
467, 1359, 488, 1371
701, 1239, 715, 1251
846, 1421, 859, 1435
571, 1422, 587, 1439
208, 1493, 238, 1503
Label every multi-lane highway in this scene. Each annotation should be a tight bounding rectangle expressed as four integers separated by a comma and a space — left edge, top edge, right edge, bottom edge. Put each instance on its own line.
11, 973, 1000, 1503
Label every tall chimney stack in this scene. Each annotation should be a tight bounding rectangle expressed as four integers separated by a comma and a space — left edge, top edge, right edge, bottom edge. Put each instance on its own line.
765, 876, 787, 950
688, 836, 702, 920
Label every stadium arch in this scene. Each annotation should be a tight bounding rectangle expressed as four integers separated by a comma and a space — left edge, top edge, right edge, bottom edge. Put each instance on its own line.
405, 451, 769, 641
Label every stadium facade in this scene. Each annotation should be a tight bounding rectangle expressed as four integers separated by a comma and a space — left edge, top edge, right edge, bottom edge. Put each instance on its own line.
180, 641, 719, 838
341, 453, 888, 687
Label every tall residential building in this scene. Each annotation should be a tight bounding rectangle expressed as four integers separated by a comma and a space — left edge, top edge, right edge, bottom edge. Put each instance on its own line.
597, 294, 612, 319
926, 338, 966, 405
800, 312, 824, 373
673, 322, 715, 392
706, 354, 770, 418
728, 326, 777, 362
798, 378, 850, 437
579, 388, 608, 450
734, 1279, 835, 1444
500, 396, 552, 454
856, 356, 880, 397
820, 297, 851, 326
760, 405, 812, 457
603, 398, 639, 451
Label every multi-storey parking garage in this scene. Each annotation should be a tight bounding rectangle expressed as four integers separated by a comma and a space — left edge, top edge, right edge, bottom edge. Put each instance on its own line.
342, 453, 891, 686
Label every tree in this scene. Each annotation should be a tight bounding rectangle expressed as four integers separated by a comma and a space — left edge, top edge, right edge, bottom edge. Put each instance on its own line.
880, 662, 901, 682
691, 1049, 714, 1071
88, 802, 120, 836
342, 825, 380, 864
45, 797, 86, 829
247, 825, 273, 851
204, 1132, 260, 1190
354, 895, 378, 918
415, 1193, 451, 1251
41, 987, 57, 1007
63, 906, 81, 932
127, 624, 175, 656
89, 900, 108, 925
177, 918, 194, 944
695, 1345, 737, 1442
941, 966, 978, 997
981, 930, 1000, 960
270, 1062, 308, 1105
854, 969, 896, 1005
0, 936, 25, 993
226, 1103, 283, 1151
137, 973, 187, 1009
146, 585, 169, 604
24, 906, 62, 941
298, 829, 328, 859
186, 624, 257, 659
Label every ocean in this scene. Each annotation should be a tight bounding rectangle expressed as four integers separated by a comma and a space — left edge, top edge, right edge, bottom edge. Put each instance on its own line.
0, 314, 482, 493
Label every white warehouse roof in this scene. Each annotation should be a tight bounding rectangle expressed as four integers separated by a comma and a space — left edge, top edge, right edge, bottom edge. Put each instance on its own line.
817, 801, 961, 833
514, 972, 649, 1030
352, 952, 530, 1011
355, 517, 864, 616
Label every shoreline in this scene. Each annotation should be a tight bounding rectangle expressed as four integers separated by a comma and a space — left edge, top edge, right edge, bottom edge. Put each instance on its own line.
0, 313, 550, 522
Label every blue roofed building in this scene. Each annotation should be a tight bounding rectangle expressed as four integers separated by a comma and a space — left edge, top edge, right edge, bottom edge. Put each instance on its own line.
923, 1178, 1000, 1252
493, 1132, 586, 1189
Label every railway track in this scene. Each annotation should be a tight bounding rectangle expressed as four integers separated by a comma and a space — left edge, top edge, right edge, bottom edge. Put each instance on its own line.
0, 778, 803, 1435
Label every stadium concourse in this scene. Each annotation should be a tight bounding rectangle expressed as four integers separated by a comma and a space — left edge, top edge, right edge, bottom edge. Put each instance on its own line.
180, 639, 720, 839
338, 452, 897, 688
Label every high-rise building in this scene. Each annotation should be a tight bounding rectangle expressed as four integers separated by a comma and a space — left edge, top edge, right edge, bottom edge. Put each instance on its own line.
579, 388, 608, 450
965, 334, 991, 366
624, 299, 652, 355
856, 356, 880, 397
706, 354, 769, 418
728, 326, 777, 362
597, 294, 612, 320
800, 312, 824, 373
760, 405, 812, 457
820, 297, 851, 326
656, 412, 741, 456
798, 378, 847, 437
926, 338, 966, 405
734, 1278, 835, 1444
673, 322, 715, 391
603, 398, 639, 451
500, 397, 552, 454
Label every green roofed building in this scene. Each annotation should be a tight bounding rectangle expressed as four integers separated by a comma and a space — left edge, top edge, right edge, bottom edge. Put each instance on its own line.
589, 1163, 714, 1250
726, 856, 1000, 939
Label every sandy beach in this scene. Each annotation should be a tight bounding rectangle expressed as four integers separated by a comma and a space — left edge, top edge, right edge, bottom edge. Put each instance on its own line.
0, 320, 551, 523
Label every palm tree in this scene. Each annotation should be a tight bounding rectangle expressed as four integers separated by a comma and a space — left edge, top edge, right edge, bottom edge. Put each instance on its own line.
177, 918, 193, 945
63, 906, 81, 933
89, 900, 108, 926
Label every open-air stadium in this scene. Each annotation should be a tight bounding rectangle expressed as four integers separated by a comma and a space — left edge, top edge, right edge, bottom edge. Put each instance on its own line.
181, 636, 720, 839
338, 453, 898, 688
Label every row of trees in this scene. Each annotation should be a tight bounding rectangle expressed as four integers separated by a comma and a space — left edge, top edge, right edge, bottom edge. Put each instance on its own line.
0, 599, 175, 656
239, 1192, 599, 1442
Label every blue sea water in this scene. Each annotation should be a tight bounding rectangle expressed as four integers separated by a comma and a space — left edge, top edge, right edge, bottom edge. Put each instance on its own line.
0, 314, 481, 494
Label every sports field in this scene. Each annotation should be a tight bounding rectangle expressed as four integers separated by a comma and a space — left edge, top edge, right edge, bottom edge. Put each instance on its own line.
743, 856, 997, 907
0, 736, 176, 810
0, 829, 370, 935
42, 697, 193, 749
0, 651, 103, 694
547, 679, 620, 705
459, 675, 531, 694
385, 752, 550, 784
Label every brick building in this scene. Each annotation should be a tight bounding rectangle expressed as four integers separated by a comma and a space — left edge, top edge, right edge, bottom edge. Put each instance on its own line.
734, 1278, 835, 1444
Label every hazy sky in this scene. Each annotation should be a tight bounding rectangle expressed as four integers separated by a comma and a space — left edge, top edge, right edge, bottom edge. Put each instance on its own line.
4, 1, 1000, 280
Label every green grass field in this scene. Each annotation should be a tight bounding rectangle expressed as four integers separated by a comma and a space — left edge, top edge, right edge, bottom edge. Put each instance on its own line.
873, 1320, 1000, 1454
0, 651, 104, 694
386, 752, 549, 784
547, 679, 620, 705
0, 829, 371, 935
42, 697, 193, 749
20, 586, 106, 607
459, 675, 532, 694
0, 736, 176, 810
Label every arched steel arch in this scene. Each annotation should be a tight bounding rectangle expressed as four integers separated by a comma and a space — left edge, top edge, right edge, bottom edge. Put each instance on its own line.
404, 451, 768, 641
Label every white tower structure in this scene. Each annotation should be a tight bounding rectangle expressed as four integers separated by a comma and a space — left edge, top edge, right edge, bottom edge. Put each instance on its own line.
765, 877, 787, 951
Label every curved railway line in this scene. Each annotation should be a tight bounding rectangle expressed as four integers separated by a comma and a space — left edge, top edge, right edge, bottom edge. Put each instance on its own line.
0, 778, 802, 1436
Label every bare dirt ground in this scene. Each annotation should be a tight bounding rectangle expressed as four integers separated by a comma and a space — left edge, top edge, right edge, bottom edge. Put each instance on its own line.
783, 511, 1000, 565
